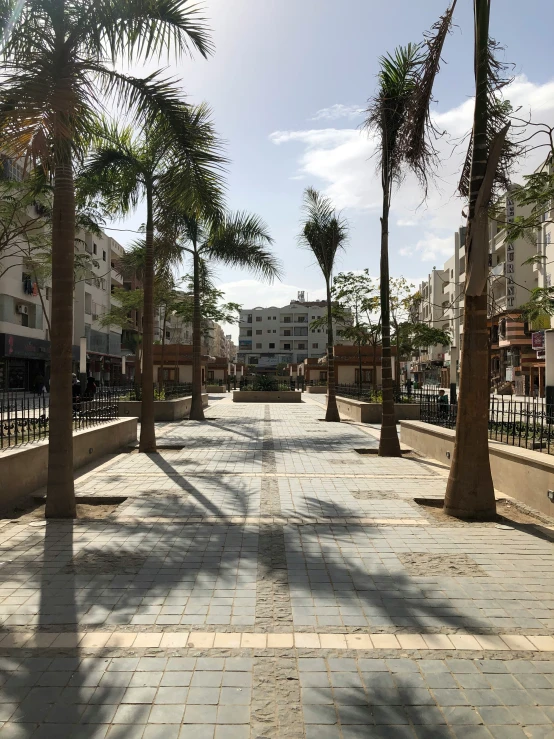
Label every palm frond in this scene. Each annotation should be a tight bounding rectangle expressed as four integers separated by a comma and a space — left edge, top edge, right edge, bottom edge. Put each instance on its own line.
404, 1, 457, 190
200, 210, 280, 283
298, 188, 348, 282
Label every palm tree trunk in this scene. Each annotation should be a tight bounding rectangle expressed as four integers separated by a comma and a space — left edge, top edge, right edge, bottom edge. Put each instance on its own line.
45, 138, 76, 518
379, 190, 401, 456
357, 340, 362, 399
190, 247, 205, 421
160, 309, 167, 390
135, 338, 142, 387
139, 185, 156, 452
444, 0, 495, 519
372, 338, 378, 396
325, 279, 340, 422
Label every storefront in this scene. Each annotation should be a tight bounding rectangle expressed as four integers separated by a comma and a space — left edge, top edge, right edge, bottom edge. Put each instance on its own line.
0, 333, 82, 392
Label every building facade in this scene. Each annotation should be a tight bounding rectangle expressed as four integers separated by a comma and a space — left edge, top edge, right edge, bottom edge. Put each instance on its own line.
237, 298, 348, 369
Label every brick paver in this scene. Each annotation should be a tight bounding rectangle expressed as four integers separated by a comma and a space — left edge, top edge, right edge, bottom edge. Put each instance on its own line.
0, 395, 553, 738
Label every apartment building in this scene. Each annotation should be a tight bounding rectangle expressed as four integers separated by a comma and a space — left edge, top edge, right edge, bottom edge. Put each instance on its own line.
237, 297, 347, 368
0, 222, 126, 390
412, 186, 542, 394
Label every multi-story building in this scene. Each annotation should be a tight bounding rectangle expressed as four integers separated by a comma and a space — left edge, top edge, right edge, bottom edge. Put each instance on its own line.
237, 297, 349, 369
412, 185, 543, 395
74, 228, 124, 384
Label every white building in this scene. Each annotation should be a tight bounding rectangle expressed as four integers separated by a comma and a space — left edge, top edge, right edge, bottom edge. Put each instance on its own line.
237, 298, 348, 368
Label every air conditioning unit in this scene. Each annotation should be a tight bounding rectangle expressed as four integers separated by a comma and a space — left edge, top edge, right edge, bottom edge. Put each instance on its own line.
92, 313, 99, 321
16, 304, 29, 315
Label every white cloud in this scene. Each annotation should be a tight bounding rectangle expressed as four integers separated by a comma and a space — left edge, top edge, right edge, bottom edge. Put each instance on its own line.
400, 233, 454, 262
310, 103, 365, 121
269, 75, 554, 264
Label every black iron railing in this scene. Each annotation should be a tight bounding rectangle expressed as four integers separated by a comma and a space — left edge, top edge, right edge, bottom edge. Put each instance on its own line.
335, 384, 433, 404
420, 395, 554, 455
238, 379, 297, 392
112, 382, 193, 401
0, 388, 119, 450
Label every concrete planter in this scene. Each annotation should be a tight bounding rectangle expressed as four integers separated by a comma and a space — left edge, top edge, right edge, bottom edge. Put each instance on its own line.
0, 418, 138, 509
400, 420, 554, 517
335, 396, 420, 423
233, 390, 302, 403
206, 385, 227, 394
118, 394, 208, 422
305, 386, 327, 394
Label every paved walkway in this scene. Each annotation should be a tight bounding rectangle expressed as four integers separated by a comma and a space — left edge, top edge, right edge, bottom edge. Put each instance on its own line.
1, 395, 554, 738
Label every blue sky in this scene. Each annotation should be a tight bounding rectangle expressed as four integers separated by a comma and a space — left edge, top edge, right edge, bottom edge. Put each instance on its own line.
108, 0, 554, 341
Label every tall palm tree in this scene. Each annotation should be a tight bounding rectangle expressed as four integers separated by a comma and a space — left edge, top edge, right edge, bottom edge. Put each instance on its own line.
80, 113, 224, 449
299, 188, 348, 423
175, 212, 279, 420
444, 0, 514, 519
364, 2, 456, 455
0, 0, 213, 517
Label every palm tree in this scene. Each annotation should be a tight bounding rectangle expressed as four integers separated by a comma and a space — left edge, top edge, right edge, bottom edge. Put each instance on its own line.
444, 0, 514, 519
299, 188, 348, 422
175, 212, 279, 420
364, 2, 456, 456
80, 113, 224, 449
0, 0, 214, 517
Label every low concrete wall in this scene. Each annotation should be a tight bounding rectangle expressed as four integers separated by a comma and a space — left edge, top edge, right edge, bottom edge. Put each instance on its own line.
335, 396, 421, 423
206, 385, 226, 394
118, 394, 208, 421
305, 386, 327, 394
400, 420, 554, 517
233, 391, 302, 403
0, 418, 138, 510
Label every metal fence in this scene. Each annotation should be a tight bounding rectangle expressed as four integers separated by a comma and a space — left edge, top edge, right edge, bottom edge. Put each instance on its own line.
420, 395, 554, 455
111, 382, 193, 401
238, 379, 296, 392
335, 384, 435, 404
0, 388, 119, 450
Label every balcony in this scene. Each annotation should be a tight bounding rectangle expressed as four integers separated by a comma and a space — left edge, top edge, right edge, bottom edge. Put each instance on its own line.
491, 262, 505, 277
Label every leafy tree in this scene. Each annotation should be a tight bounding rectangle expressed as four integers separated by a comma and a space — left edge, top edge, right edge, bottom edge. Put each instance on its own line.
0, 0, 214, 517
364, 2, 456, 456
445, 0, 518, 520
299, 188, 349, 422
173, 212, 278, 420
80, 113, 224, 449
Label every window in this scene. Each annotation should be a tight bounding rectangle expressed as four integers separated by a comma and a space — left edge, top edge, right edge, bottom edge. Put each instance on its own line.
283, 329, 291, 336
93, 243, 97, 255
255, 343, 262, 349
166, 331, 170, 339
256, 329, 262, 335
246, 329, 252, 337
85, 292, 92, 315
267, 330, 271, 334
45, 287, 50, 300
283, 343, 291, 350
312, 343, 318, 349
297, 343, 306, 350
247, 313, 252, 323
269, 343, 275, 349
255, 316, 262, 322
102, 250, 106, 262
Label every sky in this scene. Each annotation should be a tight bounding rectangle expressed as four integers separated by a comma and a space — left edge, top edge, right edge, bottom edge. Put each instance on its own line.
106, 0, 554, 342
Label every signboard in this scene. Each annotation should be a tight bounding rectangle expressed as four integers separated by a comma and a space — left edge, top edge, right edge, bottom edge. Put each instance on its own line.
532, 331, 545, 351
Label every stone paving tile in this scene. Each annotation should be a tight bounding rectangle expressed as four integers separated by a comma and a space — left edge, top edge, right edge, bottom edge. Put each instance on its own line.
1, 398, 554, 738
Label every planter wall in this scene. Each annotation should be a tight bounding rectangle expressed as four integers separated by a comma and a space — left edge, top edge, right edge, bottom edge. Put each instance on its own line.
400, 420, 554, 517
233, 391, 302, 403
118, 394, 208, 421
206, 385, 227, 394
305, 386, 327, 394
335, 396, 420, 423
0, 418, 138, 510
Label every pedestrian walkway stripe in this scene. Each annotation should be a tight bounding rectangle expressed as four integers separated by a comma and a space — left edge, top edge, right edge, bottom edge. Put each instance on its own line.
1, 631, 553, 651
